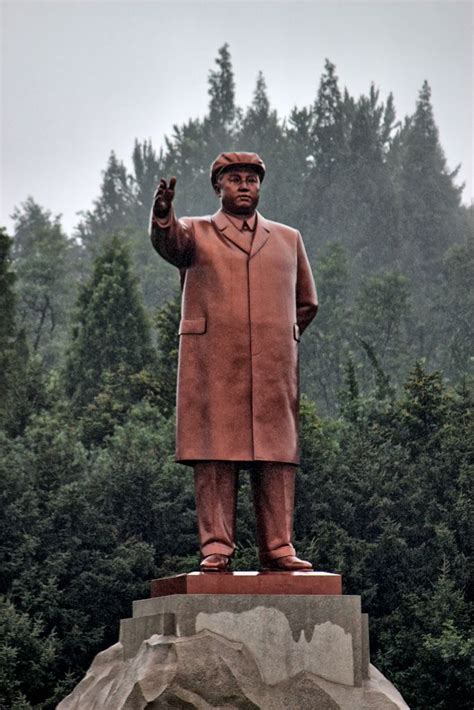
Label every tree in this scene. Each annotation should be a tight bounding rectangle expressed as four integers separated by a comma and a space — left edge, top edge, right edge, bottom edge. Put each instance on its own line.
154, 294, 181, 417
300, 242, 352, 412
393, 81, 465, 280
75, 152, 136, 254
0, 229, 17, 422
207, 43, 237, 139
0, 596, 57, 709
237, 72, 287, 220
354, 271, 412, 388
11, 198, 77, 366
64, 237, 155, 414
0, 412, 155, 706
434, 231, 474, 381
0, 228, 47, 437
344, 88, 399, 271
300, 60, 351, 258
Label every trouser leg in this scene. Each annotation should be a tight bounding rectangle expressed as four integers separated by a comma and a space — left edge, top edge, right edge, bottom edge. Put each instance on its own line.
193, 461, 239, 558
250, 462, 297, 564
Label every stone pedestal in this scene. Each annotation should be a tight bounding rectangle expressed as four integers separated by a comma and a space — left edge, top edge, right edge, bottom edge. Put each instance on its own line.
150, 570, 342, 597
58, 572, 409, 709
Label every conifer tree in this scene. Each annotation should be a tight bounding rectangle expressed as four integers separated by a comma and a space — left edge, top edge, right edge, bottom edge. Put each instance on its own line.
0, 229, 16, 358
300, 243, 352, 411
239, 71, 274, 143
301, 59, 350, 255
434, 232, 474, 380
131, 138, 162, 221
0, 228, 46, 436
284, 105, 314, 228
64, 237, 155, 412
11, 198, 77, 365
394, 81, 464, 277
311, 59, 346, 178
0, 229, 19, 429
238, 72, 286, 219
154, 294, 180, 416
203, 43, 239, 171
76, 151, 136, 252
207, 43, 236, 136
345, 88, 399, 270
354, 271, 412, 386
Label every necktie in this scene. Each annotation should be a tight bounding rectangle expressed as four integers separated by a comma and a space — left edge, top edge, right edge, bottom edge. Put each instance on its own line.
242, 221, 251, 232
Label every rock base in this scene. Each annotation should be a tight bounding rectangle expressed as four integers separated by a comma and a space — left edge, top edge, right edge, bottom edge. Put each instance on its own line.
58, 583, 409, 709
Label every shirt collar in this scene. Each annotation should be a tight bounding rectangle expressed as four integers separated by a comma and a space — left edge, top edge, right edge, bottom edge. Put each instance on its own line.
223, 210, 257, 232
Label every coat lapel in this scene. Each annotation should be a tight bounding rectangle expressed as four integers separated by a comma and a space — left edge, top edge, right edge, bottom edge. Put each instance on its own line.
211, 210, 251, 255
211, 210, 271, 257
250, 212, 271, 258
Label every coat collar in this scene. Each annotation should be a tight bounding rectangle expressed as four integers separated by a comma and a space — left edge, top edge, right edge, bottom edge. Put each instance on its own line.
211, 209, 271, 258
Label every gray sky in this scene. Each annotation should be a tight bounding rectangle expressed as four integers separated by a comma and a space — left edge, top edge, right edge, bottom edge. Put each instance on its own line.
1, 0, 472, 236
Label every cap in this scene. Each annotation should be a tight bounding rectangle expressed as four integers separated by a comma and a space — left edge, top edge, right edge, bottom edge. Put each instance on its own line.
210, 152, 266, 187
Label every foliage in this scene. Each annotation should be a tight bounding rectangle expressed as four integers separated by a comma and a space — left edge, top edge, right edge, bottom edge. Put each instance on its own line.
64, 236, 155, 416
10, 198, 78, 367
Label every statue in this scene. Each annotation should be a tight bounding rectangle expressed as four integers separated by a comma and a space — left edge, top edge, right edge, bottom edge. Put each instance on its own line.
150, 152, 318, 572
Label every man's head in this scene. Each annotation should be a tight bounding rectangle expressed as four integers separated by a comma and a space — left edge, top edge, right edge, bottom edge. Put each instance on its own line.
210, 152, 265, 216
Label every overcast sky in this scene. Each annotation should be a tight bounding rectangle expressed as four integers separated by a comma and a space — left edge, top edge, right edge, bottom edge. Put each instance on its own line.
1, 0, 472, 236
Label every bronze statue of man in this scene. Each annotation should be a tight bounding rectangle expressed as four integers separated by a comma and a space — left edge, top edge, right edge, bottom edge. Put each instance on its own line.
150, 152, 318, 572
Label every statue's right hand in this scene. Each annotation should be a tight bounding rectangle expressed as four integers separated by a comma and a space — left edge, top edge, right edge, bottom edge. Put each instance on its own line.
153, 177, 177, 217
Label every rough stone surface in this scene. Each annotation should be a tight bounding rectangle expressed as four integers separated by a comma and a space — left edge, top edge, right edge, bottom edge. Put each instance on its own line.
127, 594, 364, 686
58, 592, 410, 708
195, 607, 354, 686
57, 633, 409, 709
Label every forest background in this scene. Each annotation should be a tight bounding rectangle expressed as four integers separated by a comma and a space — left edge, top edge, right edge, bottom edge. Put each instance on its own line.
1, 45, 473, 709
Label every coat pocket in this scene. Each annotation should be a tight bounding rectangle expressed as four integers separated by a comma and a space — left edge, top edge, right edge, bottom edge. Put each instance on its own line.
179, 317, 207, 335
293, 323, 300, 342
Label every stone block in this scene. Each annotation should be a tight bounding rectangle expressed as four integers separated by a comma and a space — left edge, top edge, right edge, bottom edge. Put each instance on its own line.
361, 613, 370, 680
126, 593, 364, 686
150, 570, 342, 597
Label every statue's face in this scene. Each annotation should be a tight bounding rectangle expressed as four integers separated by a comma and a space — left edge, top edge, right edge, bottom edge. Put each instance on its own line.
215, 168, 261, 215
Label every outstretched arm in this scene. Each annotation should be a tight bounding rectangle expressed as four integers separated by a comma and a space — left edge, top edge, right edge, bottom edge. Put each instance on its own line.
149, 177, 195, 269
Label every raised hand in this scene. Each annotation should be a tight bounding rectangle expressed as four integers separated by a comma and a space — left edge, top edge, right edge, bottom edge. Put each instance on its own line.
153, 177, 177, 217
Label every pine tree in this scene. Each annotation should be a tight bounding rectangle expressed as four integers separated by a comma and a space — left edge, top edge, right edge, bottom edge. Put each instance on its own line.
237, 72, 287, 220
0, 229, 19, 429
345, 88, 399, 270
284, 105, 314, 228
394, 81, 464, 276
354, 271, 412, 387
154, 294, 181, 416
76, 151, 136, 252
203, 43, 239, 167
300, 60, 350, 257
64, 237, 155, 412
130, 139, 162, 225
10, 197, 77, 366
434, 230, 474, 380
207, 43, 236, 135
311, 59, 347, 181
0, 228, 47, 436
239, 71, 273, 142
0, 229, 16, 359
300, 242, 352, 412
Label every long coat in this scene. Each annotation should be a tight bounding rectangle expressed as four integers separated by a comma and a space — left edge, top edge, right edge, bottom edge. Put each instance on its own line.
150, 207, 318, 466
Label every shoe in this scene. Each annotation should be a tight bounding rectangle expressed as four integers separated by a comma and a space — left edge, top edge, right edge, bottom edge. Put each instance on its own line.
200, 553, 231, 572
262, 555, 313, 572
